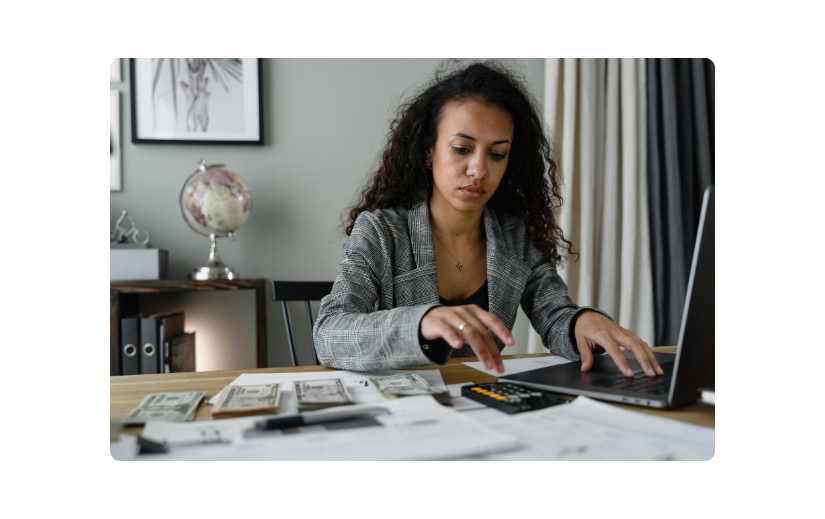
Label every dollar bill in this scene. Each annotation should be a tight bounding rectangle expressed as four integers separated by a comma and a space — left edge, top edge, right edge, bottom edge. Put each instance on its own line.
367, 373, 451, 405
293, 379, 355, 412
121, 391, 205, 425
211, 384, 282, 419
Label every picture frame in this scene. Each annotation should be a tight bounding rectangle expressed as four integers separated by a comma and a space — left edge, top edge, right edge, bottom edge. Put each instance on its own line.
111, 90, 122, 191
110, 58, 121, 82
129, 58, 263, 145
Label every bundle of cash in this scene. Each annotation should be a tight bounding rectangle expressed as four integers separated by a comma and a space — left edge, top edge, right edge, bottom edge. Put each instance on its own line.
367, 373, 451, 405
211, 384, 282, 419
293, 378, 355, 412
121, 391, 205, 426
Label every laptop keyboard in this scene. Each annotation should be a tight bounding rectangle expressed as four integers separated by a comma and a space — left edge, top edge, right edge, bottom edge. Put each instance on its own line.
590, 360, 675, 394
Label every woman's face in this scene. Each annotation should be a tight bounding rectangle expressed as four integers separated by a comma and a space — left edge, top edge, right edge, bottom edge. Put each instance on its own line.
428, 98, 514, 215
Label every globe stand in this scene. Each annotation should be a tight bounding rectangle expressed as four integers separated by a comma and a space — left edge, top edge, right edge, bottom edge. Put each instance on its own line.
189, 233, 239, 280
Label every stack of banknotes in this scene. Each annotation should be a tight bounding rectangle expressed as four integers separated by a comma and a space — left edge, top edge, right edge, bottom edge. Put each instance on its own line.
121, 391, 205, 425
211, 384, 282, 419
367, 373, 451, 405
293, 378, 355, 411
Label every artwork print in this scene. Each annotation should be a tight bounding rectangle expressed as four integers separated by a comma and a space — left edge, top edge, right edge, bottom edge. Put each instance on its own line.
111, 90, 121, 191
130, 58, 263, 144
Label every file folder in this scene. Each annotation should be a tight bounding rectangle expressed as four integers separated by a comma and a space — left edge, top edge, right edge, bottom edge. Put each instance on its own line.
121, 316, 140, 376
159, 312, 185, 374
140, 314, 161, 374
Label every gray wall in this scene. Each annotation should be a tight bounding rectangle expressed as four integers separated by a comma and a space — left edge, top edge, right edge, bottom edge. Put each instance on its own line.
110, 58, 545, 370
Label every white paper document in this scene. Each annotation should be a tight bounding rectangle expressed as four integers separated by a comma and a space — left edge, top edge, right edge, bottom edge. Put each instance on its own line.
463, 355, 572, 377
462, 396, 714, 461
443, 383, 487, 412
113, 393, 713, 461
110, 434, 139, 460
208, 369, 447, 413
131, 396, 518, 461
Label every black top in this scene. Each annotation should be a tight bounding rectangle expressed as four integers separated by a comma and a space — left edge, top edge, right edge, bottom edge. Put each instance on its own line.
420, 280, 489, 361
439, 280, 489, 310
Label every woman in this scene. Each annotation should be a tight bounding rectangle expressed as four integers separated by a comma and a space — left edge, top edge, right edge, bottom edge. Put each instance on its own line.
314, 61, 662, 378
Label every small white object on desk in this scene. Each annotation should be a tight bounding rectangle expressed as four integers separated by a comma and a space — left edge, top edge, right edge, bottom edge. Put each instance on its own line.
699, 387, 715, 405
444, 383, 487, 412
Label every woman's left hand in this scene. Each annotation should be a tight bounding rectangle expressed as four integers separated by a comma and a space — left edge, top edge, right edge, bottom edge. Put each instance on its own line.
574, 310, 664, 378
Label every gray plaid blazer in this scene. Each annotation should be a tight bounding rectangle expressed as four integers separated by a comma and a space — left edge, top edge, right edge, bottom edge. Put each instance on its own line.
314, 200, 610, 371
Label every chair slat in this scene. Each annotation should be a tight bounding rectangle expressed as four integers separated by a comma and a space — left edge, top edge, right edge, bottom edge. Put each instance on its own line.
305, 301, 319, 365
270, 281, 333, 367
281, 301, 299, 367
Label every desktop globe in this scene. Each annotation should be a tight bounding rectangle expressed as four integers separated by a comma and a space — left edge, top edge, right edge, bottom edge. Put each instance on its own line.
180, 160, 252, 280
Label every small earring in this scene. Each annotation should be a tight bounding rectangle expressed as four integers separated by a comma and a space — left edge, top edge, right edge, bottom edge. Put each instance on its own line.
425, 161, 432, 169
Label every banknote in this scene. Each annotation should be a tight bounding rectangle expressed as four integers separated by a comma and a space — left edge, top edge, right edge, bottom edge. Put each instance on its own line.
367, 373, 451, 405
121, 391, 205, 425
211, 384, 282, 419
293, 378, 355, 411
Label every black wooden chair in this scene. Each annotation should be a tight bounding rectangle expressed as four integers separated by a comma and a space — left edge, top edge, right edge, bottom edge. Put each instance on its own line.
270, 280, 334, 366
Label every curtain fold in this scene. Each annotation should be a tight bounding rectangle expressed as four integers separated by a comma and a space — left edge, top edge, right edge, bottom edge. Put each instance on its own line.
646, 58, 715, 347
529, 58, 654, 353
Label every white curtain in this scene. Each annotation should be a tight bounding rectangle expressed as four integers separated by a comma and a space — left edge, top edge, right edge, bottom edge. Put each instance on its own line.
528, 58, 655, 352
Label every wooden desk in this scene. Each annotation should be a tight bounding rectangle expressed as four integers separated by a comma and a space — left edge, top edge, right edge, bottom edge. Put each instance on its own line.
110, 347, 714, 442
110, 279, 268, 376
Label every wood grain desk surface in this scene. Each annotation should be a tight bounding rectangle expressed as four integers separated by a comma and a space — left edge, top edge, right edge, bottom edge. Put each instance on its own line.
110, 346, 714, 441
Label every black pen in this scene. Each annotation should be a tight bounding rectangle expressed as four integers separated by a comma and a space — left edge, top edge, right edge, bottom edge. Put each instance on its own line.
253, 405, 387, 431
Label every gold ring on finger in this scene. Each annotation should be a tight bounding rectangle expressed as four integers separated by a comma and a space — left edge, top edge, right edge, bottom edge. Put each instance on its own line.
458, 322, 470, 333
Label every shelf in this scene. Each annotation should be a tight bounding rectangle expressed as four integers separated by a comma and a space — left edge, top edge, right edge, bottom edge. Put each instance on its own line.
110, 279, 267, 376
111, 279, 264, 293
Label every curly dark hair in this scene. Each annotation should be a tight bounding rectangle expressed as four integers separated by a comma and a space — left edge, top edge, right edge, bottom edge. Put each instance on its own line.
345, 60, 574, 265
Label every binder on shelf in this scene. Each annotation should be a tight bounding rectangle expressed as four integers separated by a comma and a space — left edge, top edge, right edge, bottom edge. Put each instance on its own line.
120, 316, 141, 376
140, 313, 162, 375
166, 332, 196, 373
140, 311, 184, 375
159, 312, 185, 374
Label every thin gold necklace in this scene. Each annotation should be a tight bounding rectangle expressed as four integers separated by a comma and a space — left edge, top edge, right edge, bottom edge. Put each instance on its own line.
431, 226, 479, 272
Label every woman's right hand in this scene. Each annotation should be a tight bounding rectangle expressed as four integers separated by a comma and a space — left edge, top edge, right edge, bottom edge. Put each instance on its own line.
420, 305, 514, 374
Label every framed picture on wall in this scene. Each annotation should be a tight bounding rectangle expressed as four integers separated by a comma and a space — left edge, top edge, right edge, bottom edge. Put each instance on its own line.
111, 90, 121, 191
130, 58, 263, 145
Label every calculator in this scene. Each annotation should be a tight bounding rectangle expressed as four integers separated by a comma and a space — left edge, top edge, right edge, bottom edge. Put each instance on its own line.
461, 382, 571, 414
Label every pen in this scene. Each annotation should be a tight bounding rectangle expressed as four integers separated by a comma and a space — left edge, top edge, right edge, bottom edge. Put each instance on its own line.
253, 405, 387, 431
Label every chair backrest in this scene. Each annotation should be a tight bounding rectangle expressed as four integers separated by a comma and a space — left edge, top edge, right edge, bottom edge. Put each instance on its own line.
270, 281, 334, 366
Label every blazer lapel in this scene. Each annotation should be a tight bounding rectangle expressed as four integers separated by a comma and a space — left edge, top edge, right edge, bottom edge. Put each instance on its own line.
483, 205, 531, 330
408, 200, 436, 269
393, 200, 440, 307
394, 201, 531, 325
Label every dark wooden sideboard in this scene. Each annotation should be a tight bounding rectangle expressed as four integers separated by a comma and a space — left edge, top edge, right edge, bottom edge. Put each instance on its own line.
109, 279, 267, 376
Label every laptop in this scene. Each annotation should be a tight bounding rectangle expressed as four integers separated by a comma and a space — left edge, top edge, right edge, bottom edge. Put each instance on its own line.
501, 185, 715, 409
